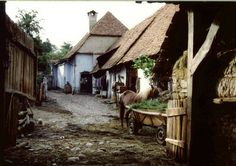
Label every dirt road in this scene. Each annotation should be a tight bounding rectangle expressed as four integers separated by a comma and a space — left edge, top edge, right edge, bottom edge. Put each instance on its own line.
4, 90, 183, 166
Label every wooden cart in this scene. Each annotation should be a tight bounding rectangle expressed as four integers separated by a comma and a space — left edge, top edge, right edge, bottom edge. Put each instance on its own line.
126, 107, 167, 145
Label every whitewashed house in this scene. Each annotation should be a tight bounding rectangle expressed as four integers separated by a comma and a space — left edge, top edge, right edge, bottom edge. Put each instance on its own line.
53, 10, 127, 93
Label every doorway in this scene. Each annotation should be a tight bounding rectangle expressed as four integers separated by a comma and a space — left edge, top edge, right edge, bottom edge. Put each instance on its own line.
80, 71, 92, 93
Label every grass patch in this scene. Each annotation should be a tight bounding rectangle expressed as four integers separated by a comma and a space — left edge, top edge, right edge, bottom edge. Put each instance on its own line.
129, 99, 167, 112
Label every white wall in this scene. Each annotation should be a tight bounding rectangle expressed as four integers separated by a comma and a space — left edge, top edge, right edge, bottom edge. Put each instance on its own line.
74, 54, 93, 92
137, 69, 151, 92
57, 63, 65, 89
79, 36, 119, 54
64, 63, 73, 85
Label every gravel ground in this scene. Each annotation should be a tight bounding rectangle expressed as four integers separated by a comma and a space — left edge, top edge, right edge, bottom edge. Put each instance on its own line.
3, 90, 184, 166
38, 90, 117, 126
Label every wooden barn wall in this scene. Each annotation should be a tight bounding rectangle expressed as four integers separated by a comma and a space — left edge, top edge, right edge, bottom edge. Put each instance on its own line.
5, 15, 36, 98
189, 6, 236, 166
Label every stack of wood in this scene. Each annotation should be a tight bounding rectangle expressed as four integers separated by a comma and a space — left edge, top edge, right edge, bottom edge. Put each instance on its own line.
217, 54, 236, 98
172, 51, 187, 99
18, 99, 35, 135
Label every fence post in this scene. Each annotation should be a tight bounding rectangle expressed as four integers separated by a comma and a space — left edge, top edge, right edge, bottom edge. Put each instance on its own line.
0, 1, 7, 163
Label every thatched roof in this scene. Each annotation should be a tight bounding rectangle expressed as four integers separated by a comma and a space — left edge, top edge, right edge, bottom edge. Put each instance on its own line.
90, 11, 128, 36
101, 4, 180, 70
118, 4, 180, 64
64, 12, 127, 60
101, 13, 154, 70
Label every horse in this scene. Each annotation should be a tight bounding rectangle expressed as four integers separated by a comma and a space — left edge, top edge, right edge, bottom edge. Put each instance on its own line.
118, 85, 160, 128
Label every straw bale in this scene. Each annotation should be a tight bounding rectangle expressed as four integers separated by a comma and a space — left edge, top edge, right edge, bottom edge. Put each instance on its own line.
217, 55, 236, 97
172, 51, 187, 99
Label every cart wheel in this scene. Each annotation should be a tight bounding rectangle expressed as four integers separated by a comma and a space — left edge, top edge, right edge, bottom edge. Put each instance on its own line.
156, 125, 166, 145
128, 118, 139, 135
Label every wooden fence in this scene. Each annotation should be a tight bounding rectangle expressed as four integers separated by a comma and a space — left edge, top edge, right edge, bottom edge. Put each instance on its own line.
4, 15, 36, 147
166, 98, 187, 162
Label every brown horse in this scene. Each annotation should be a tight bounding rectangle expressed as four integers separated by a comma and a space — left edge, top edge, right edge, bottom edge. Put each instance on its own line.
119, 85, 160, 128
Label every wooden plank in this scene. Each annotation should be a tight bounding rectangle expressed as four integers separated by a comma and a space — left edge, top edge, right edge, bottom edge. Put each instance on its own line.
191, 19, 220, 75
165, 138, 185, 148
213, 97, 236, 104
131, 108, 165, 116
166, 108, 186, 117
187, 9, 194, 162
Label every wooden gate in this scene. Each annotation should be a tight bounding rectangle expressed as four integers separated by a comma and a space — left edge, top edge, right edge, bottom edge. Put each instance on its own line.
166, 98, 187, 162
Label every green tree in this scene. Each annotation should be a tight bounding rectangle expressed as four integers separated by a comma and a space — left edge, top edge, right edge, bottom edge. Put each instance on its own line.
16, 9, 42, 38
42, 38, 57, 54
57, 42, 72, 58
48, 42, 72, 60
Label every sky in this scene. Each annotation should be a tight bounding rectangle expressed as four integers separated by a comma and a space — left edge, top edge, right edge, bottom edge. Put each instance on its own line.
6, 1, 164, 48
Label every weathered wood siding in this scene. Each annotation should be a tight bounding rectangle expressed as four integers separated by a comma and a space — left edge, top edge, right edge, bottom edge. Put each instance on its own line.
5, 15, 36, 99
4, 15, 36, 147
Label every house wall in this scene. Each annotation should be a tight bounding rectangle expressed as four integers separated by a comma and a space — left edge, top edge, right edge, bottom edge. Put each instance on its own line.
74, 54, 93, 92
79, 36, 119, 54
52, 65, 58, 88
57, 63, 65, 89
64, 62, 73, 85
107, 71, 114, 98
137, 69, 151, 92
79, 36, 119, 94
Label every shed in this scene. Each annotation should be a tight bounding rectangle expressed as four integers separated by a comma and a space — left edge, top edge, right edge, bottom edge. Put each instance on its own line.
166, 3, 236, 165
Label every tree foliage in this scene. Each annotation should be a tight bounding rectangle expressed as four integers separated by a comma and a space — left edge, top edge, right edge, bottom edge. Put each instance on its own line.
16, 9, 42, 39
132, 55, 155, 79
16, 9, 73, 75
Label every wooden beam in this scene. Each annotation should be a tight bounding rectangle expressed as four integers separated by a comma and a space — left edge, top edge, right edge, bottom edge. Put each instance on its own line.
5, 89, 36, 101
190, 18, 220, 75
187, 9, 194, 164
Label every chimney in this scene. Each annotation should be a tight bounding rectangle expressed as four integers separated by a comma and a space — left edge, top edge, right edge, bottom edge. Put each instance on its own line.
87, 10, 97, 31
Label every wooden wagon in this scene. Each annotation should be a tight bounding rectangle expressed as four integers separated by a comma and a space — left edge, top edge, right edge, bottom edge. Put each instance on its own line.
126, 107, 167, 145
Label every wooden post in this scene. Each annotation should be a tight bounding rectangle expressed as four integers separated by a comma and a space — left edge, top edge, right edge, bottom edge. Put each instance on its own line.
0, 1, 6, 163
187, 9, 194, 165
191, 18, 220, 75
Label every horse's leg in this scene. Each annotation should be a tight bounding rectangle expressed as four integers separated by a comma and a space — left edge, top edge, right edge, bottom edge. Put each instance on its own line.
119, 102, 125, 128
125, 108, 132, 127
